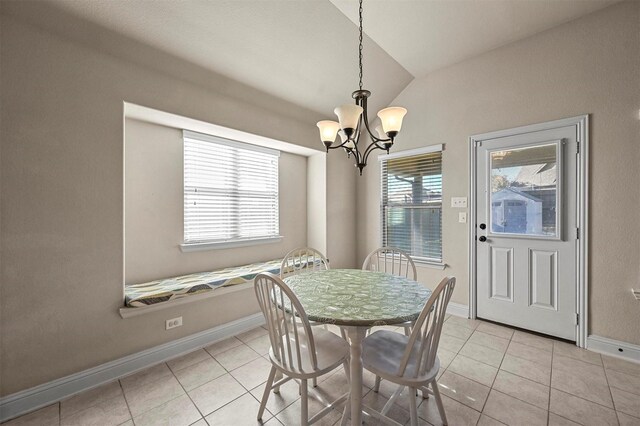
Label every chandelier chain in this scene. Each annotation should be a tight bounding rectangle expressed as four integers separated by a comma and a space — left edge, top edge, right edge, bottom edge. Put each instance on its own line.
358, 0, 363, 90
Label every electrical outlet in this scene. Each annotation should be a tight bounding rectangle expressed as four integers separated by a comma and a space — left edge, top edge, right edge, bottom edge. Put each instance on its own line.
166, 317, 183, 330
451, 197, 467, 208
459, 212, 467, 223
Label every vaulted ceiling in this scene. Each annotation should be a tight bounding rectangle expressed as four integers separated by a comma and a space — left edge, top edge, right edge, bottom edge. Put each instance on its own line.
47, 0, 618, 118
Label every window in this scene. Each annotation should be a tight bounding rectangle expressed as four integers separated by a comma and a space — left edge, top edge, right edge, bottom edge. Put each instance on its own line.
380, 146, 443, 264
182, 130, 280, 249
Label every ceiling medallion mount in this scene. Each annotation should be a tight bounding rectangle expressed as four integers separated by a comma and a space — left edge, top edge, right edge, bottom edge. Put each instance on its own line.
316, 0, 407, 175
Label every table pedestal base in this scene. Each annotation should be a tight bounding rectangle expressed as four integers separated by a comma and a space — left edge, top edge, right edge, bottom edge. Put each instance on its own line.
341, 326, 368, 426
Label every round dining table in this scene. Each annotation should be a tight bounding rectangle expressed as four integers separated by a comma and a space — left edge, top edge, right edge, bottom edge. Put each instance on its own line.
284, 269, 432, 426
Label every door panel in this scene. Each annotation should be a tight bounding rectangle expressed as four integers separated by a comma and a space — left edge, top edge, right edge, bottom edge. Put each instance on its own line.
490, 246, 514, 302
476, 125, 577, 340
529, 249, 557, 310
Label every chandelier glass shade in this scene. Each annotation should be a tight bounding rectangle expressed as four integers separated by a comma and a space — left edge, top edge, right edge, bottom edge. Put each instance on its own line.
316, 0, 407, 175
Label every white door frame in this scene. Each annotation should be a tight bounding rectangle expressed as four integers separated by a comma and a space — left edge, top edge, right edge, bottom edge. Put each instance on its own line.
468, 115, 589, 347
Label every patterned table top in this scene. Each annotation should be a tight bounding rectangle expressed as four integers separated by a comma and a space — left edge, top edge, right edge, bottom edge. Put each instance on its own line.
283, 269, 432, 327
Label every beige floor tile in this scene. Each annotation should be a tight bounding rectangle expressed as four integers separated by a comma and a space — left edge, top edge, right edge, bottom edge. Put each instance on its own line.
61, 381, 122, 419
611, 387, 640, 418
551, 354, 613, 408
275, 394, 342, 426
506, 341, 552, 367
617, 411, 640, 426
483, 390, 547, 426
250, 378, 301, 416
189, 419, 207, 426
447, 355, 498, 387
436, 370, 490, 411
166, 349, 212, 372
204, 337, 243, 356
132, 394, 201, 426
417, 394, 480, 426
553, 341, 602, 366
548, 388, 618, 426
458, 341, 505, 368
511, 331, 553, 352
467, 331, 510, 352
2, 404, 59, 426
373, 376, 421, 411
213, 344, 261, 371
237, 326, 269, 343
476, 322, 514, 340
442, 323, 474, 340
492, 370, 549, 410
123, 374, 185, 418
362, 390, 411, 425
438, 334, 467, 353
603, 355, 640, 377
205, 393, 272, 425
264, 418, 284, 425
173, 357, 226, 391
230, 356, 273, 390
548, 413, 581, 426
118, 421, 134, 426
437, 348, 456, 369
500, 354, 551, 386
246, 334, 272, 356
60, 394, 130, 426
187, 373, 246, 416
120, 363, 173, 392
607, 368, 640, 395
445, 316, 481, 330
477, 414, 506, 425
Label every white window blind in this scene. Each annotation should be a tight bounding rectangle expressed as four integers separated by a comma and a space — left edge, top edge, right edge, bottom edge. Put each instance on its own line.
183, 131, 280, 246
380, 147, 443, 263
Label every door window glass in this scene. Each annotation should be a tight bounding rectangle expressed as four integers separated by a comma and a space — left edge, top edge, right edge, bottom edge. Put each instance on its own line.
489, 142, 559, 237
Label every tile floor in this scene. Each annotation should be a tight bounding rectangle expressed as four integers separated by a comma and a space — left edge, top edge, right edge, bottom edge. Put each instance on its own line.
4, 316, 640, 426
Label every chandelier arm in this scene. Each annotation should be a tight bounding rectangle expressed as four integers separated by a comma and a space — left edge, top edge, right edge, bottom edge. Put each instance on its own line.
361, 139, 387, 167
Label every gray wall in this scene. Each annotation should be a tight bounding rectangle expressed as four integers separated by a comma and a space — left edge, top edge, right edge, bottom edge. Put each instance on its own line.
0, 3, 356, 396
357, 1, 640, 345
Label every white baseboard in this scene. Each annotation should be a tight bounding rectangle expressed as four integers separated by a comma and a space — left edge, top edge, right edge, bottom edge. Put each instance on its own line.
587, 335, 640, 364
0, 313, 265, 423
447, 302, 469, 318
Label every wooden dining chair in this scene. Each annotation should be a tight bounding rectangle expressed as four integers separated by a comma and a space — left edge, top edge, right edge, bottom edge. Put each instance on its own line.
280, 247, 330, 278
254, 272, 350, 426
361, 276, 456, 426
363, 247, 418, 391
362, 246, 417, 281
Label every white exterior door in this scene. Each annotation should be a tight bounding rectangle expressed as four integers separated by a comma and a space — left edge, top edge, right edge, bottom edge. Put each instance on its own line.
475, 124, 579, 340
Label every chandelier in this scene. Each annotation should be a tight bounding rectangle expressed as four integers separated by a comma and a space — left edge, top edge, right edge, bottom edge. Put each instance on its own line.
316, 0, 407, 175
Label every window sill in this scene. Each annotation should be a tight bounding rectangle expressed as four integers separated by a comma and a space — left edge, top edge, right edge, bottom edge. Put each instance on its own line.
180, 236, 283, 252
414, 260, 447, 270
119, 282, 253, 318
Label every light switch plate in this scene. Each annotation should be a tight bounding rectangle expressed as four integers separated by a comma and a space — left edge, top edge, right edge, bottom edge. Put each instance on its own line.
451, 197, 467, 208
459, 212, 467, 223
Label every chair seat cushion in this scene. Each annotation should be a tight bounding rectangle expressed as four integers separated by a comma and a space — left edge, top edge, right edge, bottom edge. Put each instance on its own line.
362, 329, 440, 385
270, 328, 349, 377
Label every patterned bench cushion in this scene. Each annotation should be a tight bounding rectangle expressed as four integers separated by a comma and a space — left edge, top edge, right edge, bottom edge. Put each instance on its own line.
124, 258, 321, 307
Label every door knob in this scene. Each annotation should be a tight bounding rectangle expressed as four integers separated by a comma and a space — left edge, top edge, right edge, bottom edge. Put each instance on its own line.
478, 236, 487, 242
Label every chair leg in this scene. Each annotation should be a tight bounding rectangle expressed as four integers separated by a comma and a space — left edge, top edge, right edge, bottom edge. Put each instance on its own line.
403, 325, 411, 336
432, 380, 448, 426
300, 379, 309, 426
312, 377, 318, 387
343, 360, 350, 384
340, 394, 350, 426
258, 366, 277, 420
374, 375, 382, 392
273, 369, 283, 394
409, 387, 418, 426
